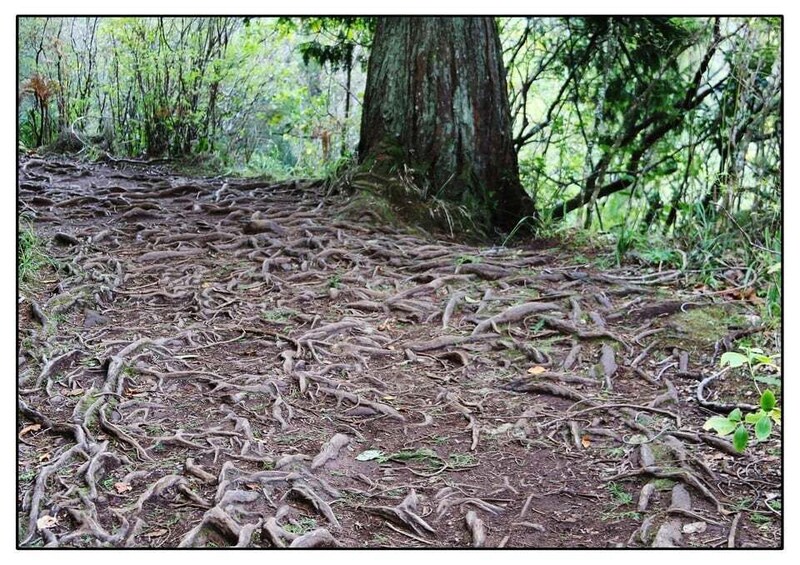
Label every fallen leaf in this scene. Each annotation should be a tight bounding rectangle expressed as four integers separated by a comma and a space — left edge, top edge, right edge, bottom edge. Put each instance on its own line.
36, 515, 58, 531
527, 366, 546, 375
19, 424, 41, 438
38, 452, 51, 463
581, 435, 591, 448
382, 395, 396, 401
682, 521, 707, 534
66, 388, 85, 397
113, 482, 132, 494
143, 528, 169, 538
244, 482, 261, 490
356, 449, 384, 461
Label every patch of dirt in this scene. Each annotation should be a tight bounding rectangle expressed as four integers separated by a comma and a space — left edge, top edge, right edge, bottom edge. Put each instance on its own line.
16, 156, 782, 548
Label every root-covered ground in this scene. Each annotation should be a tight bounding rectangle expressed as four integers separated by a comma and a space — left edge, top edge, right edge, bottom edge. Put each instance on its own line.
17, 157, 782, 548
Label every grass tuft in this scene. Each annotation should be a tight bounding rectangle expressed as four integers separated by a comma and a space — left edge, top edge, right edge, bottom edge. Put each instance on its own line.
18, 221, 50, 285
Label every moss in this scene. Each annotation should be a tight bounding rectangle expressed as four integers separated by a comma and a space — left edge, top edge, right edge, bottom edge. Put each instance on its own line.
652, 478, 676, 491
340, 188, 397, 225
337, 170, 482, 238
649, 443, 674, 464
346, 148, 491, 239
666, 305, 745, 348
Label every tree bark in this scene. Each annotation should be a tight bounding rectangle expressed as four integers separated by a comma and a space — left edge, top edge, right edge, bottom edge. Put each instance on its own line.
358, 17, 534, 232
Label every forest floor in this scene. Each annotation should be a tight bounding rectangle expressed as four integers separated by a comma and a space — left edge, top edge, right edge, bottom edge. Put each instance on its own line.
17, 156, 782, 548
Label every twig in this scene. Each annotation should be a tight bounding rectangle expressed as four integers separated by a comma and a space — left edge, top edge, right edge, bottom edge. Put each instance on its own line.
383, 522, 435, 546
728, 512, 742, 548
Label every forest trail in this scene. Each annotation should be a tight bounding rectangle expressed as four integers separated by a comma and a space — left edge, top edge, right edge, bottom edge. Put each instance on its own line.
17, 157, 781, 548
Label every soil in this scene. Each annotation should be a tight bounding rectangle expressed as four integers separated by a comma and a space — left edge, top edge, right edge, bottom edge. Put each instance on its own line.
16, 156, 782, 548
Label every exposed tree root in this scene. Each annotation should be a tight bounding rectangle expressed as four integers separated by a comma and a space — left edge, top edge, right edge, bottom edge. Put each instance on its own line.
16, 157, 779, 548
365, 490, 435, 537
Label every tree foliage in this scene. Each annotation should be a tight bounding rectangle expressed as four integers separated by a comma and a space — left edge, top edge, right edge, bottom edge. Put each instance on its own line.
18, 17, 365, 176
503, 17, 780, 232
18, 16, 781, 281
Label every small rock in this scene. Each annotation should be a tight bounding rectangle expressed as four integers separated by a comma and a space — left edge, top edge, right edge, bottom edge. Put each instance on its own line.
639, 444, 656, 467
637, 482, 656, 512
48, 395, 66, 407
639, 515, 656, 544
682, 521, 707, 534
652, 519, 683, 547
83, 309, 109, 328
328, 287, 340, 300
745, 314, 762, 327
670, 484, 692, 511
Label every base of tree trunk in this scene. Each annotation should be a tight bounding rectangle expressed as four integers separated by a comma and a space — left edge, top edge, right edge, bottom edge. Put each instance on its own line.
334, 169, 487, 241
357, 17, 536, 235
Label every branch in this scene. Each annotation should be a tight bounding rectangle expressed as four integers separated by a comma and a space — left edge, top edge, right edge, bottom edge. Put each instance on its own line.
513, 30, 601, 151
548, 21, 728, 222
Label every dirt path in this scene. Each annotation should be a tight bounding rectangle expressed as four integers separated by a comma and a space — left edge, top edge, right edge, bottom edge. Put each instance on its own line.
17, 157, 781, 548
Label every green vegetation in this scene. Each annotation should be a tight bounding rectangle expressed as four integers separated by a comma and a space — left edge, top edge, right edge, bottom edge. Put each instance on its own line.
703, 348, 781, 452
260, 308, 296, 322
703, 391, 780, 453
606, 481, 633, 506
284, 516, 317, 534
455, 254, 482, 266
602, 481, 639, 522
651, 478, 676, 491
668, 306, 743, 348
448, 453, 476, 468
18, 222, 50, 285
18, 17, 369, 178
18, 17, 779, 255
720, 346, 782, 389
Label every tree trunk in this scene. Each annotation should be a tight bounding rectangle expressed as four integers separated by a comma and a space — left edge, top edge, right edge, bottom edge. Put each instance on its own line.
358, 17, 534, 232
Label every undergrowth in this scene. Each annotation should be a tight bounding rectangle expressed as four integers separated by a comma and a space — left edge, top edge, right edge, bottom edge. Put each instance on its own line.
18, 220, 50, 286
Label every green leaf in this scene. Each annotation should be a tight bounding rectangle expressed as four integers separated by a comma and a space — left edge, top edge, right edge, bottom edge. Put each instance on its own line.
733, 424, 749, 452
754, 375, 782, 388
727, 408, 742, 422
355, 449, 384, 461
755, 415, 772, 441
745, 410, 766, 424
703, 416, 737, 436
769, 408, 781, 425
760, 389, 776, 412
767, 262, 782, 274
720, 352, 748, 369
